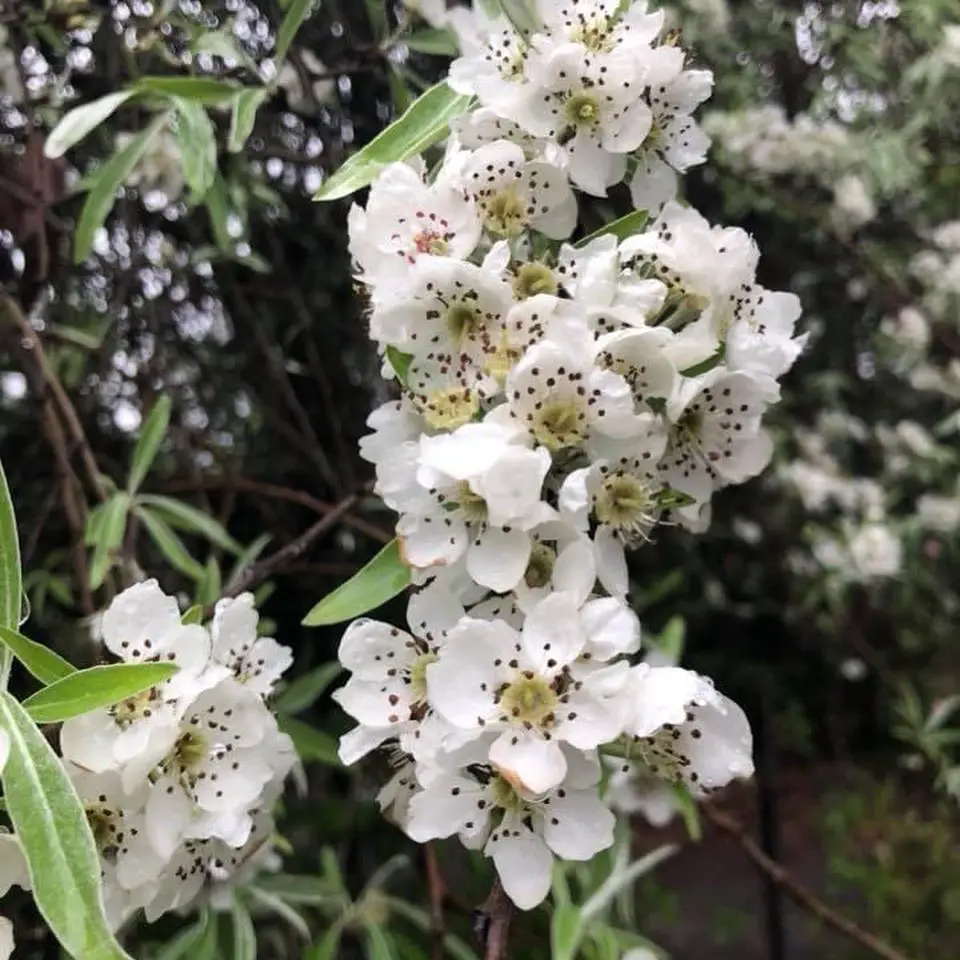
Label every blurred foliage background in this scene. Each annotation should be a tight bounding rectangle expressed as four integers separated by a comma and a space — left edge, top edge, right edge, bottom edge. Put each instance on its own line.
1, 0, 959, 957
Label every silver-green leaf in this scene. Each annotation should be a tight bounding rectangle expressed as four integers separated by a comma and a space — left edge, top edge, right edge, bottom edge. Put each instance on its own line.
313, 82, 473, 202
0, 691, 134, 959
21, 662, 178, 724
44, 91, 136, 159
127, 395, 172, 493
301, 539, 409, 626
0, 626, 75, 686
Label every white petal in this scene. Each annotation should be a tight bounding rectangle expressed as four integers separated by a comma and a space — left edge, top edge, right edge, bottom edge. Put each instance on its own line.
521, 592, 586, 674
627, 665, 712, 737
554, 689, 622, 750
101, 579, 180, 660
581, 597, 640, 660
338, 725, 395, 765
679, 692, 754, 794
406, 775, 487, 842
552, 540, 596, 607
398, 511, 468, 569
486, 816, 554, 910
541, 790, 615, 861
333, 677, 413, 727
338, 619, 415, 681
489, 730, 567, 795
467, 527, 532, 593
211, 592, 258, 663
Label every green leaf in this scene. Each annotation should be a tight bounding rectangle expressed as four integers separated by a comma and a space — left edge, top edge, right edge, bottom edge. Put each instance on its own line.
308, 920, 345, 960
44, 91, 136, 159
302, 539, 409, 626
364, 0, 388, 38
226, 533, 272, 591
365, 925, 398, 960
172, 98, 218, 201
276, 0, 315, 61
132, 76, 241, 105
196, 557, 222, 608
577, 209, 649, 247
192, 908, 219, 960
230, 899, 257, 960
182, 604, 204, 625
404, 28, 459, 56
153, 920, 205, 960
279, 716, 340, 766
314, 82, 473, 201
21, 662, 178, 723
0, 460, 21, 631
74, 113, 169, 263
135, 494, 241, 553
127, 395, 172, 493
680, 347, 725, 379
228, 87, 269, 153
551, 904, 583, 960
656, 487, 696, 510
273, 662, 343, 715
0, 626, 76, 686
88, 493, 132, 590
0, 691, 134, 959
386, 346, 413, 385
135, 506, 207, 580
253, 873, 344, 906
672, 784, 701, 841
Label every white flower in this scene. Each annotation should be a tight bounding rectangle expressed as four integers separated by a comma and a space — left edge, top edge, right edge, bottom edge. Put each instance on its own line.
406, 748, 614, 909
447, 139, 577, 240
210, 593, 293, 697
393, 420, 554, 589
348, 161, 481, 290
658, 370, 776, 509
143, 679, 279, 859
623, 665, 754, 795
59, 580, 217, 786
831, 173, 876, 233
428, 593, 626, 794
604, 758, 679, 827
371, 255, 513, 396
848, 523, 902, 581
511, 42, 665, 195
0, 918, 11, 960
917, 494, 960, 533
334, 584, 466, 764
506, 328, 649, 454
630, 68, 713, 214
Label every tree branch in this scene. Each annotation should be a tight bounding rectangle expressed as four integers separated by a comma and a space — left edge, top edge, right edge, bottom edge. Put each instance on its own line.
424, 843, 446, 960
477, 878, 513, 960
161, 476, 392, 544
222, 493, 360, 600
702, 803, 914, 960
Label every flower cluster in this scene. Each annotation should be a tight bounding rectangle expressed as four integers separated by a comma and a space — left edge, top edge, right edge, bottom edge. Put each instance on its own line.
16, 581, 294, 928
336, 0, 803, 910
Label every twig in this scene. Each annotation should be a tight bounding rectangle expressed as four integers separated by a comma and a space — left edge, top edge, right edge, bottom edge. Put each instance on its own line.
702, 804, 913, 960
2, 293, 107, 503
161, 476, 392, 544
424, 843, 446, 960
222, 493, 359, 600
477, 878, 513, 960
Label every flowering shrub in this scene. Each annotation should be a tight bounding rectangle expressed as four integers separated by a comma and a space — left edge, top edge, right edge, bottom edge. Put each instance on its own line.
327, 0, 802, 914
0, 0, 957, 958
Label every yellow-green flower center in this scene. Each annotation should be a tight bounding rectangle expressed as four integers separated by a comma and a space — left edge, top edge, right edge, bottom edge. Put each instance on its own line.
421, 387, 479, 430
533, 399, 586, 451
172, 730, 207, 772
513, 263, 558, 300
452, 480, 488, 523
489, 773, 527, 812
483, 189, 528, 237
524, 542, 556, 588
484, 332, 524, 384
565, 94, 600, 128
674, 406, 704, 444
595, 473, 655, 534
500, 675, 558, 726
446, 302, 480, 347
409, 651, 437, 702
109, 687, 158, 729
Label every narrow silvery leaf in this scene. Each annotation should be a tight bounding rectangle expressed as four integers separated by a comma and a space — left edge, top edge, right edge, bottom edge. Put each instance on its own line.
0, 460, 21, 632
135, 507, 207, 581
301, 540, 409, 626
275, 0, 315, 61
21, 662, 178, 723
88, 493, 131, 590
74, 113, 169, 263
0, 691, 134, 959
127, 395, 171, 493
172, 99, 218, 201
44, 91, 136, 159
0, 626, 75, 686
313, 83, 473, 202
